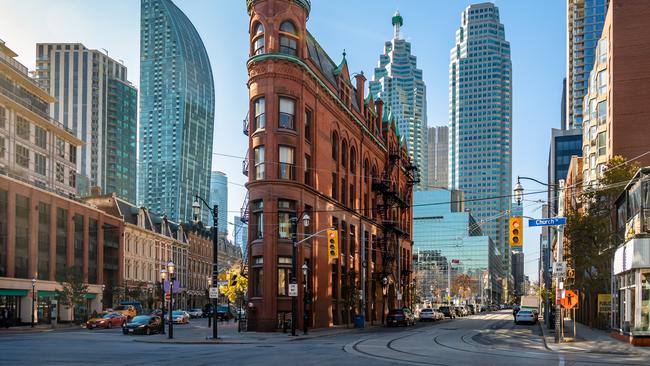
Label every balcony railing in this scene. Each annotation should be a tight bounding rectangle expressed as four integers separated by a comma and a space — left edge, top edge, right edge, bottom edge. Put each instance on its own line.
242, 151, 249, 176
243, 112, 249, 136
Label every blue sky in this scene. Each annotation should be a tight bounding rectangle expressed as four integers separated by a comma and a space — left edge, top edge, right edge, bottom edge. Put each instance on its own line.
1, 0, 566, 282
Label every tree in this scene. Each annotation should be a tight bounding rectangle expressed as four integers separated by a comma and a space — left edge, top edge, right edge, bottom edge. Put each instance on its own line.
55, 267, 89, 323
453, 274, 472, 301
341, 269, 360, 328
218, 265, 248, 303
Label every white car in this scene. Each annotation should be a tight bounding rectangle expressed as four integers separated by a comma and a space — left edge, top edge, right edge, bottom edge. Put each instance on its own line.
418, 308, 436, 322
515, 309, 537, 325
187, 308, 203, 318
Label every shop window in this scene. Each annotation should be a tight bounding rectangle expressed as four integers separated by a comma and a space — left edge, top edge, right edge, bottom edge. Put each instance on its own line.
278, 256, 292, 296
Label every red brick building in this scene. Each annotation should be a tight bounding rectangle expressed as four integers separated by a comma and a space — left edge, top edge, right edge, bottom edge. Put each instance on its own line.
244, 0, 415, 331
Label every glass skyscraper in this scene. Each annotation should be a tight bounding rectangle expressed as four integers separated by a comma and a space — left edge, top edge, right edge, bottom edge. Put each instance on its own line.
234, 215, 248, 260
369, 11, 428, 190
138, 0, 214, 223
427, 126, 448, 188
448, 3, 512, 276
209, 171, 228, 235
413, 190, 503, 304
566, 0, 609, 129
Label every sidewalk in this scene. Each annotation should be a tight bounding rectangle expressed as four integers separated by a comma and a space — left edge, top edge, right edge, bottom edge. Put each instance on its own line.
134, 319, 381, 344
0, 323, 84, 334
538, 317, 650, 356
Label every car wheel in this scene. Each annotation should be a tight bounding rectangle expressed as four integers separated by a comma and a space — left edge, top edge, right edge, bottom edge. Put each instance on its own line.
108, 322, 112, 329
145, 327, 151, 335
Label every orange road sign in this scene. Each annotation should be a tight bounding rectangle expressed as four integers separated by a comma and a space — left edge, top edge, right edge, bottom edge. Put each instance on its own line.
561, 289, 579, 310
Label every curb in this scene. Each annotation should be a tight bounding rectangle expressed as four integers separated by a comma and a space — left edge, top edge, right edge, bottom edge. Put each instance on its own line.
538, 321, 553, 351
0, 326, 85, 335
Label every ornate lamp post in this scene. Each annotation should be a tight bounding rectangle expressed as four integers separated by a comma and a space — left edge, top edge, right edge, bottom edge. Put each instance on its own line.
381, 276, 388, 325
289, 212, 310, 336
207, 276, 212, 328
160, 268, 167, 335
31, 277, 37, 328
302, 262, 309, 335
167, 261, 175, 339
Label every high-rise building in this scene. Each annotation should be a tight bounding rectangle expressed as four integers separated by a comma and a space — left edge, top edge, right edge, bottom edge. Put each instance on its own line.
427, 126, 448, 188
448, 3, 512, 274
0, 40, 82, 197
234, 215, 248, 259
566, 0, 609, 130
511, 251, 524, 297
34, 43, 137, 202
369, 11, 428, 190
548, 128, 582, 214
413, 190, 503, 304
209, 171, 228, 235
138, 0, 214, 223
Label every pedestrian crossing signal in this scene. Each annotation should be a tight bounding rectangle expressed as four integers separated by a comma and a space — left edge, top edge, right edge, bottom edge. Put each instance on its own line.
509, 217, 523, 247
327, 229, 339, 262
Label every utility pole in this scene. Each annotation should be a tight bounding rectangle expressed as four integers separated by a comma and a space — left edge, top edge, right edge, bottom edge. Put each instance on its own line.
555, 180, 565, 343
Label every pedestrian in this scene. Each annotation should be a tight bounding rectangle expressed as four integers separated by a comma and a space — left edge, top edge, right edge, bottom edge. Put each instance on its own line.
0, 309, 6, 328
513, 306, 519, 322
6, 309, 12, 328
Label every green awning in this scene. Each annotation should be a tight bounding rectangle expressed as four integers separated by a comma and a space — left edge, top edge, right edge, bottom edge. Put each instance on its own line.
0, 289, 28, 296
84, 293, 97, 299
38, 290, 57, 298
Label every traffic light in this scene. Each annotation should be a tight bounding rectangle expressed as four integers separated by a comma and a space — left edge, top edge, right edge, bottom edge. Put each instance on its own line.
230, 274, 238, 287
327, 229, 339, 262
509, 216, 523, 247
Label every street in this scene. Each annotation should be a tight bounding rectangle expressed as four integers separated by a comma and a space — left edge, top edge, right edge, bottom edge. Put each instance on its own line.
1, 311, 649, 365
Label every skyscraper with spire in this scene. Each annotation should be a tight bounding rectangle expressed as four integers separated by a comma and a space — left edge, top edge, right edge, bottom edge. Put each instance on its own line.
448, 3, 512, 280
369, 11, 428, 190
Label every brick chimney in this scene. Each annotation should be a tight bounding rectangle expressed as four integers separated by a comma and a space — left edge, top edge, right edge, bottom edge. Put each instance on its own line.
354, 71, 366, 115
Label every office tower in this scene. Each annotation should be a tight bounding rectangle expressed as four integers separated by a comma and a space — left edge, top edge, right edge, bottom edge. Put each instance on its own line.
427, 126, 448, 188
234, 215, 249, 259
548, 128, 581, 214
0, 40, 82, 197
448, 3, 512, 272
209, 171, 228, 235
511, 251, 524, 297
566, 0, 609, 129
369, 11, 428, 190
138, 0, 214, 223
34, 43, 137, 201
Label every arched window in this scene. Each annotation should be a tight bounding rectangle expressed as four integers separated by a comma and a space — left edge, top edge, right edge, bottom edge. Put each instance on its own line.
252, 22, 265, 55
279, 21, 298, 55
350, 147, 356, 175
341, 140, 348, 169
332, 132, 339, 162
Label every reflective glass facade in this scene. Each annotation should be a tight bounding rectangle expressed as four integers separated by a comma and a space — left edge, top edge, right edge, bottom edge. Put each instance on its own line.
106, 79, 137, 203
413, 190, 503, 304
139, 0, 214, 223
369, 12, 428, 190
209, 171, 228, 234
449, 3, 512, 276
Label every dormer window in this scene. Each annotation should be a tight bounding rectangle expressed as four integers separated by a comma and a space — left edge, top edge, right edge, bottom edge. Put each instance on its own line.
279, 21, 298, 55
252, 22, 265, 55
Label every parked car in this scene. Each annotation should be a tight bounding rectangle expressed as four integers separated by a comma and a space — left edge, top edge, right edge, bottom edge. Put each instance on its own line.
122, 315, 162, 335
454, 306, 467, 317
150, 309, 163, 317
86, 312, 127, 329
515, 309, 537, 325
418, 308, 436, 322
386, 308, 415, 327
171, 310, 190, 324
438, 306, 456, 319
187, 308, 203, 318
216, 305, 233, 321
466, 304, 476, 315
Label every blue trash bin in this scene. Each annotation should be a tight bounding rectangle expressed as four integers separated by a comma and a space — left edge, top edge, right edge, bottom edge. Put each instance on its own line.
354, 314, 365, 328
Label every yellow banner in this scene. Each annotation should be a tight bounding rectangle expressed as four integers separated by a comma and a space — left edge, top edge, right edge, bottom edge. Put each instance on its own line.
597, 294, 612, 314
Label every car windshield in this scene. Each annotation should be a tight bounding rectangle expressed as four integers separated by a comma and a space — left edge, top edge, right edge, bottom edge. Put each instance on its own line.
439, 306, 449, 310
388, 310, 404, 315
101, 313, 113, 319
130, 316, 151, 324
518, 310, 532, 315
217, 306, 229, 312
172, 311, 185, 316
421, 309, 432, 313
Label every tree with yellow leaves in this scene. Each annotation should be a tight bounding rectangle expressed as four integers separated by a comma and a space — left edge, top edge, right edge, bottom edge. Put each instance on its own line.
218, 265, 248, 303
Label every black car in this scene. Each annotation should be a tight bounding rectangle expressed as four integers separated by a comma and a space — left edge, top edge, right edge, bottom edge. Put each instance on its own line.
386, 308, 415, 327
438, 306, 456, 319
122, 315, 162, 335
216, 305, 233, 321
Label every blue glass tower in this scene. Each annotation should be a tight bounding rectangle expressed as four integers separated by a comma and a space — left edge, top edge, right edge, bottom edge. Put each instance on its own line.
209, 171, 228, 235
138, 0, 214, 223
449, 3, 512, 276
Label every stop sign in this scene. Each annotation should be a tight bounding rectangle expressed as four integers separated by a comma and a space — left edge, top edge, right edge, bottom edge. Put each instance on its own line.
165, 293, 171, 301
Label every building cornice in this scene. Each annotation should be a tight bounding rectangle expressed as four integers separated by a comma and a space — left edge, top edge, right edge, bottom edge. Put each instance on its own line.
246, 0, 310, 16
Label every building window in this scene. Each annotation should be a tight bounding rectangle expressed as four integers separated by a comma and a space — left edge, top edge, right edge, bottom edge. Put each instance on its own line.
252, 22, 265, 55
598, 38, 607, 65
69, 170, 76, 188
598, 70, 608, 95
252, 256, 263, 297
332, 172, 338, 199
0, 106, 5, 129
254, 145, 265, 180
69, 145, 77, 164
278, 145, 295, 180
597, 100, 607, 125
278, 97, 295, 130
589, 98, 596, 121
304, 108, 312, 143
279, 21, 298, 55
55, 163, 64, 183
304, 154, 312, 186
16, 116, 30, 140
597, 132, 606, 157
15, 144, 29, 168
332, 132, 339, 162
34, 153, 46, 176
278, 256, 292, 296
0, 136, 5, 159
277, 199, 295, 239
34, 126, 47, 149
252, 200, 264, 239
253, 97, 265, 130
341, 141, 348, 169
56, 138, 65, 158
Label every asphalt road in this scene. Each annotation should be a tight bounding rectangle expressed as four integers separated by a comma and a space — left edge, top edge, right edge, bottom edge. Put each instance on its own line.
1, 311, 649, 365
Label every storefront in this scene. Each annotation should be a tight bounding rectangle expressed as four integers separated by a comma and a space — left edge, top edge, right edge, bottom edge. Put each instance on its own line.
613, 238, 650, 345
0, 289, 26, 326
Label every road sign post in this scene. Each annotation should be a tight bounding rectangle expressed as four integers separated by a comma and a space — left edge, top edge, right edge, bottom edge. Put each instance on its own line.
288, 284, 298, 297
209, 287, 219, 299
528, 217, 567, 227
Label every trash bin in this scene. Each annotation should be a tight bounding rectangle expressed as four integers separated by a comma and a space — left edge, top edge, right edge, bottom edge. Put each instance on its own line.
354, 314, 365, 328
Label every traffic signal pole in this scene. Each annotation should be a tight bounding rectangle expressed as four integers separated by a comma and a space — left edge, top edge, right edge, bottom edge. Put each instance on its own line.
555, 224, 564, 343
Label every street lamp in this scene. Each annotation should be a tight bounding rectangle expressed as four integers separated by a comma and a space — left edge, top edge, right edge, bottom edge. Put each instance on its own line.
381, 276, 388, 325
207, 276, 212, 328
160, 268, 167, 335
167, 261, 175, 339
193, 195, 219, 340
31, 277, 36, 328
514, 180, 524, 206
290, 212, 310, 336
302, 262, 309, 335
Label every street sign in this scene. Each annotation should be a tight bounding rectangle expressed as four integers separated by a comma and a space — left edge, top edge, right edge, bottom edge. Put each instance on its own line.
553, 261, 567, 274
209, 287, 219, 299
561, 289, 579, 310
528, 217, 567, 227
597, 294, 611, 314
288, 284, 298, 297
397, 292, 402, 301
217, 280, 228, 287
